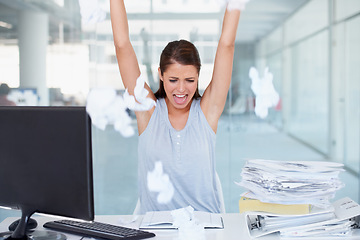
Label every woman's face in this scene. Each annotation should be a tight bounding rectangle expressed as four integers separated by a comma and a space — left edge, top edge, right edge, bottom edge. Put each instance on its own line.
159, 62, 198, 110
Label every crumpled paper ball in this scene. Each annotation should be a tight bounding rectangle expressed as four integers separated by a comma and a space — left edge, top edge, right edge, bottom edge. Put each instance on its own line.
78, 0, 106, 24
86, 75, 156, 137
147, 161, 175, 204
171, 206, 205, 240
249, 67, 280, 119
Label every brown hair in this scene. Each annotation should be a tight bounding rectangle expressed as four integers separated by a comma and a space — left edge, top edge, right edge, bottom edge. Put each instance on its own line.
154, 39, 201, 99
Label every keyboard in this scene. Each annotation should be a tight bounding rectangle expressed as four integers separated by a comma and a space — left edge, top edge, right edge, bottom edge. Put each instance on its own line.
43, 219, 156, 240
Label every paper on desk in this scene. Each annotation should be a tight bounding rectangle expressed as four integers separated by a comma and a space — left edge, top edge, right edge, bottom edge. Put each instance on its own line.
172, 206, 206, 240
140, 208, 223, 230
238, 179, 341, 207
280, 219, 355, 238
332, 197, 360, 220
236, 159, 345, 208
245, 159, 344, 173
279, 197, 360, 238
246, 208, 335, 238
245, 197, 360, 238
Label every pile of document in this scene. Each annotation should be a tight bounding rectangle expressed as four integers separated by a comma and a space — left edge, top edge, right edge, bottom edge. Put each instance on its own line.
246, 197, 360, 238
236, 159, 345, 208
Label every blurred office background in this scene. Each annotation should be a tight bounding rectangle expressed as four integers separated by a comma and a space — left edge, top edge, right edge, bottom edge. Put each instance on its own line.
0, 0, 359, 221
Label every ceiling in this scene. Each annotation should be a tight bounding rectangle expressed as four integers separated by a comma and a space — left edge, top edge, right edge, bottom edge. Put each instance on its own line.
236, 0, 309, 42
0, 0, 81, 43
0, 0, 309, 44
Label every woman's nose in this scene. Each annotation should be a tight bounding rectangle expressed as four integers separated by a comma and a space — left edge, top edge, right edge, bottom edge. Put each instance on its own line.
178, 81, 185, 92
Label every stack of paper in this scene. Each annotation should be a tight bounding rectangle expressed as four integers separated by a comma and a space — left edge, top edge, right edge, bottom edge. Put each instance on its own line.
236, 159, 345, 208
245, 197, 360, 238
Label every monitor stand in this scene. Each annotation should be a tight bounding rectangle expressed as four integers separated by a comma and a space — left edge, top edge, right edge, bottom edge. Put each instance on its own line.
0, 207, 66, 240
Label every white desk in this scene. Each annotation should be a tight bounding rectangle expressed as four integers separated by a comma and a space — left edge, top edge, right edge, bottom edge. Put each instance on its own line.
0, 213, 259, 240
1, 214, 359, 240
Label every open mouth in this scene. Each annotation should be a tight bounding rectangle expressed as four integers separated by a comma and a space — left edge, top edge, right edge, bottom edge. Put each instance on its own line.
173, 94, 187, 105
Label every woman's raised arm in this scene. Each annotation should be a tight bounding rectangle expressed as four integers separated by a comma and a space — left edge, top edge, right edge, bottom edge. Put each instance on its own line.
201, 8, 241, 132
110, 0, 155, 134
110, 0, 153, 96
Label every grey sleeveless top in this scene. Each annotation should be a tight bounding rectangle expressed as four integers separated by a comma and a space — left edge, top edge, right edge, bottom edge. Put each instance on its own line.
138, 98, 221, 214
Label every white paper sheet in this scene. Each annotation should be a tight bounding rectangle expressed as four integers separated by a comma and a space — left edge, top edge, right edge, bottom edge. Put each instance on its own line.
140, 208, 223, 229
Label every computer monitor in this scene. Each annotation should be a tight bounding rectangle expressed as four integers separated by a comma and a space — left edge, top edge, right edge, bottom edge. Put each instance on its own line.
0, 106, 94, 240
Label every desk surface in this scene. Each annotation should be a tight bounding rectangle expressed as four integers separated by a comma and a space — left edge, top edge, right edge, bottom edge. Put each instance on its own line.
0, 213, 262, 240
1, 214, 359, 240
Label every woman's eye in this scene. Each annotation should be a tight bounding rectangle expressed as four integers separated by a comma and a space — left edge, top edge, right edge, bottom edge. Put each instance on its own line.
187, 79, 195, 83
169, 79, 177, 83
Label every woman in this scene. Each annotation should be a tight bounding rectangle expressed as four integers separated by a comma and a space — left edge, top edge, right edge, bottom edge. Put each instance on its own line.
110, 0, 241, 214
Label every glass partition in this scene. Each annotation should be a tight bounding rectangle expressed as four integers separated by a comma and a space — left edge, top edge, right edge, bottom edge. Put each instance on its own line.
343, 16, 360, 173
287, 31, 329, 154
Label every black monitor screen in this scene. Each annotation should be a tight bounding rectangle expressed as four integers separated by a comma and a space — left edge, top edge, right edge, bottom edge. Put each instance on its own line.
0, 106, 94, 238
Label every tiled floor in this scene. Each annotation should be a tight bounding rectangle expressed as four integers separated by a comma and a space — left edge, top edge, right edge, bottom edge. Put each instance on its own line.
1, 114, 359, 222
